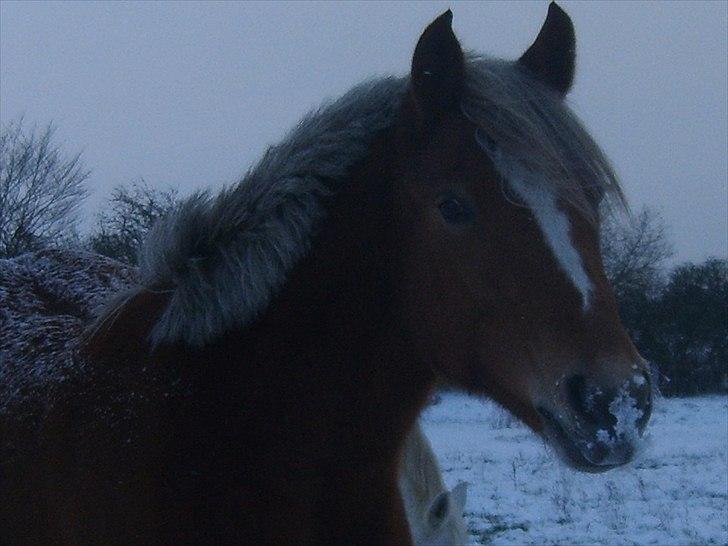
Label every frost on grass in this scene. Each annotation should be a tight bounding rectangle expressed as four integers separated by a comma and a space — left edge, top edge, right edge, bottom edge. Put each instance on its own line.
0, 249, 137, 418
422, 392, 728, 545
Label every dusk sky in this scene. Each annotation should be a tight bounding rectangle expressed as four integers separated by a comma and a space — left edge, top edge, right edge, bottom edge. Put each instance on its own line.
1, 0, 726, 265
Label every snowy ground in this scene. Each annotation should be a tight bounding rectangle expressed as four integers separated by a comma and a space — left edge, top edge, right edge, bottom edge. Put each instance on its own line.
421, 392, 728, 545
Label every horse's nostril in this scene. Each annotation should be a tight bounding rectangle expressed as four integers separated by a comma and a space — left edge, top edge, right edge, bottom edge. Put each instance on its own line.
566, 374, 615, 427
566, 375, 598, 425
566, 375, 585, 412
566, 371, 653, 436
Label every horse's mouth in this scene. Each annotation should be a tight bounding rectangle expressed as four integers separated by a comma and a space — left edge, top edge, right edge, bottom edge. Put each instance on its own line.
536, 407, 635, 473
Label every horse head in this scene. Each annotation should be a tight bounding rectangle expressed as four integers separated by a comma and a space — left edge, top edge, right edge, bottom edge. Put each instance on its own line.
392, 4, 652, 472
417, 482, 468, 546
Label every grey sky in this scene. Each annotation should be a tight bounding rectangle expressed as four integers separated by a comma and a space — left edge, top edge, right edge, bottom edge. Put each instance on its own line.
1, 0, 726, 265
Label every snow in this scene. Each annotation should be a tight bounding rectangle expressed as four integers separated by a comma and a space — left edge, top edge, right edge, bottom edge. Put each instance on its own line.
422, 392, 728, 545
0, 249, 137, 416
608, 385, 643, 443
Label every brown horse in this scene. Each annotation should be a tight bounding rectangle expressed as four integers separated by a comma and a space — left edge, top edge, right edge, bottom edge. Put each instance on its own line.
0, 3, 652, 544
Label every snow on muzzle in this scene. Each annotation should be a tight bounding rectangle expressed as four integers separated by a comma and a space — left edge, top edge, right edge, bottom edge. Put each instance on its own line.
537, 371, 653, 472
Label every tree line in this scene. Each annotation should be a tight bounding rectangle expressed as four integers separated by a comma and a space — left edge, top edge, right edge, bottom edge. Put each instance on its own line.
1, 119, 725, 396
601, 211, 726, 396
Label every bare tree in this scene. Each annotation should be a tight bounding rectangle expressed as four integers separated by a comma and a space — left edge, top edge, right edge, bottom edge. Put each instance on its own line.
89, 179, 177, 265
600, 206, 673, 299
0, 119, 89, 257
600, 205, 674, 374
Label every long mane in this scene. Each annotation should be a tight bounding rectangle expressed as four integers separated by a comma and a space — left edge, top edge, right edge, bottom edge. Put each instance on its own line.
139, 77, 407, 347
97, 58, 623, 348
462, 54, 625, 221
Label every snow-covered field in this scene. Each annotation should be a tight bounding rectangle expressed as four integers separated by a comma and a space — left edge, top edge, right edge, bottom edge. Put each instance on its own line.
422, 392, 728, 545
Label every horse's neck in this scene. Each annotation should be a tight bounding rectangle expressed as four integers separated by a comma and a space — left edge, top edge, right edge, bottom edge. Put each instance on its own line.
232, 148, 432, 447
179, 143, 433, 543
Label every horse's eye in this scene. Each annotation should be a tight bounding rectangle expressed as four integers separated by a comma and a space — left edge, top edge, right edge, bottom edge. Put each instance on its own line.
438, 194, 475, 225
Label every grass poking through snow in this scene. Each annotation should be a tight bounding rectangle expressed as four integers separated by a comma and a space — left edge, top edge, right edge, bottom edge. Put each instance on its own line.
422, 393, 728, 545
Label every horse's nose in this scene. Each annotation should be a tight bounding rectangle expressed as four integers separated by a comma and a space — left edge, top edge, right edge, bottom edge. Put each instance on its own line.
566, 372, 652, 436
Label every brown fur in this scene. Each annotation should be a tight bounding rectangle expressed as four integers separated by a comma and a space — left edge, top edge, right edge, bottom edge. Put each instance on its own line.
0, 6, 651, 545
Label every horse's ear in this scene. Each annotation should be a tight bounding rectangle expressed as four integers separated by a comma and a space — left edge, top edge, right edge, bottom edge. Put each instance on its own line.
518, 2, 575, 95
410, 10, 465, 121
451, 482, 468, 512
425, 491, 451, 531
81, 288, 169, 361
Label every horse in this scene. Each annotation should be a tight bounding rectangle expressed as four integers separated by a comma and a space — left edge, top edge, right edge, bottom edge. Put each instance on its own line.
399, 423, 468, 546
0, 3, 653, 544
0, 250, 465, 545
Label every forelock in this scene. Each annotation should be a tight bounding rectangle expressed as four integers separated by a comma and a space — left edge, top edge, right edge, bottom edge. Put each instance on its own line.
461, 54, 626, 224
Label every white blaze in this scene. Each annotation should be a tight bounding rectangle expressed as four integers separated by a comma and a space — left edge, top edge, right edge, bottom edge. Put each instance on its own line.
508, 177, 593, 309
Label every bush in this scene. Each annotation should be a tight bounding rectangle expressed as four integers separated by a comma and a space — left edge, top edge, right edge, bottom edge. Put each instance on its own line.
643, 258, 728, 396
89, 180, 177, 265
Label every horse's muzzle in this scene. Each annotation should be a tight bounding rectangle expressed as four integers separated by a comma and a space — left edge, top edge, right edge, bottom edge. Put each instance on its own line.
537, 371, 652, 472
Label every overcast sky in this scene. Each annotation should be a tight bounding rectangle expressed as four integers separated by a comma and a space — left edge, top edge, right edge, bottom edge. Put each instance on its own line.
1, 0, 726, 265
